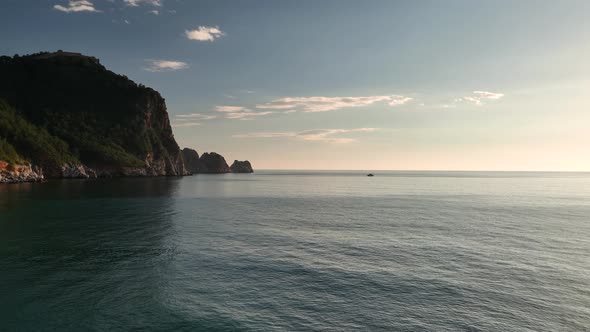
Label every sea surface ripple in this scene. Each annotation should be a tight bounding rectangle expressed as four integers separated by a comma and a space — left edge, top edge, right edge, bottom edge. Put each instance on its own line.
1, 171, 589, 331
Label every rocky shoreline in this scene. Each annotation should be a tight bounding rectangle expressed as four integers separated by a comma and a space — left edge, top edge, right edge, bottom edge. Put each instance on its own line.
0, 161, 254, 184
0, 161, 44, 183
0, 154, 254, 184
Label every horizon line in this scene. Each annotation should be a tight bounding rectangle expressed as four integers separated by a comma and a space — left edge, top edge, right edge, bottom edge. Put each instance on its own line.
252, 169, 590, 173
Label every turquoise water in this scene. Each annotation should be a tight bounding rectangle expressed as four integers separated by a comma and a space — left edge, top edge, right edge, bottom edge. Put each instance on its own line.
1, 171, 589, 331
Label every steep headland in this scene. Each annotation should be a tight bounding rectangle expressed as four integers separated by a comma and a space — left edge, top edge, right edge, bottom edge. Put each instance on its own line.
0, 51, 252, 183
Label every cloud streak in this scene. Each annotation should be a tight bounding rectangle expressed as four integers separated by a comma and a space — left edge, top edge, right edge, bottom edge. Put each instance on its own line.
172, 112, 216, 127
234, 128, 378, 143
53, 0, 100, 13
144, 59, 188, 72
124, 0, 161, 6
460, 91, 504, 106
215, 106, 248, 113
256, 95, 412, 112
215, 106, 273, 120
176, 113, 216, 120
225, 111, 273, 120
172, 122, 201, 128
185, 26, 225, 41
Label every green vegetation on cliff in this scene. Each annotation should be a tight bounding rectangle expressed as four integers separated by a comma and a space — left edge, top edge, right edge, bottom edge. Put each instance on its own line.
0, 51, 184, 173
0, 100, 77, 166
0, 139, 23, 165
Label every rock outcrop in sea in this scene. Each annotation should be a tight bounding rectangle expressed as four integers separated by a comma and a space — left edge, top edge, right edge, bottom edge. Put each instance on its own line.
182, 149, 254, 175
198, 152, 231, 174
230, 160, 254, 173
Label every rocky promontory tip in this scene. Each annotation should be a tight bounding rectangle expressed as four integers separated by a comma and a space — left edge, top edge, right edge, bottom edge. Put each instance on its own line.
198, 152, 231, 174
230, 160, 254, 173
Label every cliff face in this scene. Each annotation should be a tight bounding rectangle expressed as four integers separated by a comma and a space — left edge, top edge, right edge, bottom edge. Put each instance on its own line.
230, 160, 254, 173
0, 51, 187, 179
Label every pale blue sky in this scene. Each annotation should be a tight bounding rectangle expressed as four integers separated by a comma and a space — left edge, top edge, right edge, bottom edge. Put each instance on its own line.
2, 0, 590, 170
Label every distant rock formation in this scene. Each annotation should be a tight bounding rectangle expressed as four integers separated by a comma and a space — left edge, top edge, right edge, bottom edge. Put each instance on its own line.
198, 152, 230, 173
230, 160, 253, 173
181, 149, 254, 175
181, 148, 205, 174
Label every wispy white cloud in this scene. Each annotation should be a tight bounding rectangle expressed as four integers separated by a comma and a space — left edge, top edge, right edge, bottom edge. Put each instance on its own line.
53, 0, 101, 13
234, 128, 378, 143
144, 59, 188, 72
172, 113, 215, 127
388, 96, 413, 106
148, 10, 159, 15
256, 100, 296, 110
256, 95, 412, 112
124, 0, 161, 6
185, 26, 225, 41
225, 111, 273, 120
172, 122, 201, 128
215, 105, 272, 120
460, 91, 504, 106
215, 106, 248, 113
297, 128, 378, 143
175, 113, 216, 120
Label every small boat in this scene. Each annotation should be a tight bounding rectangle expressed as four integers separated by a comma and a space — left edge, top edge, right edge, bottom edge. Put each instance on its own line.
367, 173, 374, 177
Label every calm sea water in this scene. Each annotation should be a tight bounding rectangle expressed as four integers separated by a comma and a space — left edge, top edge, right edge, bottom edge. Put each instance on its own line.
1, 171, 589, 331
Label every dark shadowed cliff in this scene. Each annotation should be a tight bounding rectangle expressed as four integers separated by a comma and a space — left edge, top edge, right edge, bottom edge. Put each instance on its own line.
199, 152, 230, 173
230, 160, 254, 173
0, 51, 187, 180
181, 148, 205, 174
182, 149, 253, 174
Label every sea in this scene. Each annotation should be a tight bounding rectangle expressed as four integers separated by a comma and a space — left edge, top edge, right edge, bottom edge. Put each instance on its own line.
1, 171, 589, 331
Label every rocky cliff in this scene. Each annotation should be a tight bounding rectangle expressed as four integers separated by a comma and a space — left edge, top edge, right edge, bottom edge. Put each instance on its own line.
230, 160, 254, 173
198, 152, 231, 174
181, 148, 205, 174
0, 51, 187, 179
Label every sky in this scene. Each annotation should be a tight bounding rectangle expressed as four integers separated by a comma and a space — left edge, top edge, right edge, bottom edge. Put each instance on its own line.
1, 0, 590, 171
